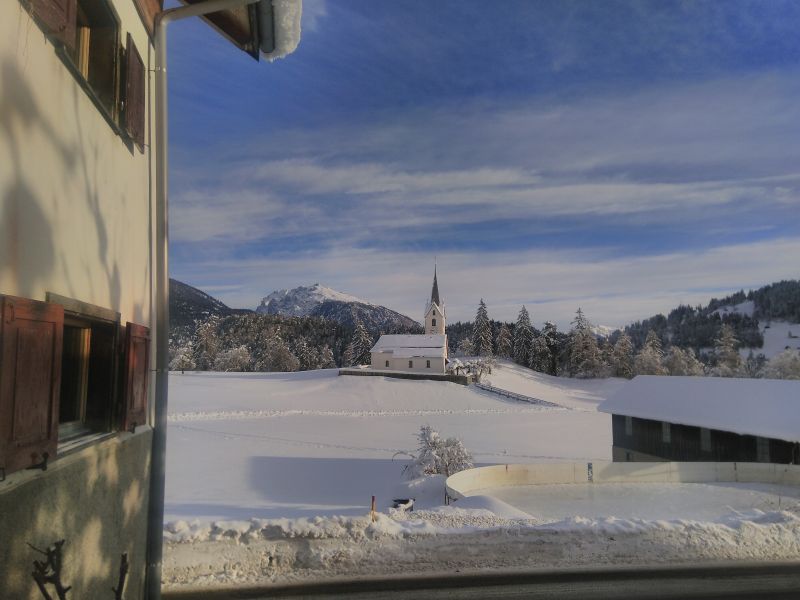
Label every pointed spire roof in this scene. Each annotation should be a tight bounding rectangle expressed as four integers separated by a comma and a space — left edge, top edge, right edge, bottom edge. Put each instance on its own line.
430, 265, 441, 307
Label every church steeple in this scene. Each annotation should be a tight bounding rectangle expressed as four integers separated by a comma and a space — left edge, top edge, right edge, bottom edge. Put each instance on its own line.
430, 266, 441, 307
425, 265, 446, 335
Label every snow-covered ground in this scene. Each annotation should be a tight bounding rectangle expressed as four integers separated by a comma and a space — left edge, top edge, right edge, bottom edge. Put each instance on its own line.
163, 362, 800, 588
743, 320, 800, 359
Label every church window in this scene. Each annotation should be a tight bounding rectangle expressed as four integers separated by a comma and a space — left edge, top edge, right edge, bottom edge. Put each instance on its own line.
432, 318, 436, 326
426, 360, 431, 368
408, 360, 413, 368
385, 360, 389, 368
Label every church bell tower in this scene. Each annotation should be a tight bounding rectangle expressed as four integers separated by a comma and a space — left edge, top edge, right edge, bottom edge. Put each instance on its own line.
424, 266, 446, 335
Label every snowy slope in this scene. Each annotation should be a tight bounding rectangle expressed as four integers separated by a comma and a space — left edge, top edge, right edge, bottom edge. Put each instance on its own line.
711, 300, 756, 318
483, 359, 627, 410
165, 365, 613, 523
742, 320, 800, 359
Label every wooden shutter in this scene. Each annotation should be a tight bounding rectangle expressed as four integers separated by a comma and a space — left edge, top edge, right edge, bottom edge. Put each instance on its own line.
122, 322, 149, 432
124, 33, 146, 151
29, 0, 77, 53
0, 296, 63, 475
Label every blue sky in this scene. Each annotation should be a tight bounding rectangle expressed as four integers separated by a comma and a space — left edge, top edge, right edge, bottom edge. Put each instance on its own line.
167, 0, 800, 328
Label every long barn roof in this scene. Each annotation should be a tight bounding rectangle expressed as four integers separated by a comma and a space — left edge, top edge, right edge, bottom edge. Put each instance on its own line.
599, 375, 800, 444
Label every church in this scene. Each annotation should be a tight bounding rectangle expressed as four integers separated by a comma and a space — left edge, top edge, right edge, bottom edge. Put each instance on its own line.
370, 269, 449, 373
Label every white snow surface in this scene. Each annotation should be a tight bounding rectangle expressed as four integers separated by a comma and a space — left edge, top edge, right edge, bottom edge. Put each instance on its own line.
599, 375, 800, 443
371, 334, 447, 350
261, 0, 303, 61
743, 320, 800, 359
163, 364, 800, 587
712, 300, 756, 318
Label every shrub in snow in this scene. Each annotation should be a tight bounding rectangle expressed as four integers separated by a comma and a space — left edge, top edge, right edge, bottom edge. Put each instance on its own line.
213, 345, 252, 372
170, 343, 196, 373
763, 349, 800, 380
404, 425, 473, 478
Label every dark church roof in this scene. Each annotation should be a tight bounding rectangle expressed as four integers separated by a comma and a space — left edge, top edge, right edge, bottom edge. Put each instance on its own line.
430, 267, 441, 307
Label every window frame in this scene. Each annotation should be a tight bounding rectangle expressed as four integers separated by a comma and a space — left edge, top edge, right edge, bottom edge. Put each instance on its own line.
46, 293, 121, 446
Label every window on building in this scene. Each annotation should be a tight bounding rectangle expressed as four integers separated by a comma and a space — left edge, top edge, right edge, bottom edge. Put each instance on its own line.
0, 293, 150, 476
662, 422, 671, 443
426, 360, 431, 368
24, 0, 146, 150
385, 360, 389, 368
408, 360, 413, 368
432, 318, 436, 326
57, 312, 118, 442
757, 437, 770, 463
625, 416, 632, 436
701, 428, 711, 452
69, 0, 119, 118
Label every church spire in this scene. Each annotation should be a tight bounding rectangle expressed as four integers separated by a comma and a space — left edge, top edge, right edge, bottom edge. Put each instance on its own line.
430, 265, 441, 307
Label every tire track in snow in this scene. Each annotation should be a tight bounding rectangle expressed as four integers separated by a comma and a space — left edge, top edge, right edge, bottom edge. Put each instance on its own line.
168, 406, 562, 422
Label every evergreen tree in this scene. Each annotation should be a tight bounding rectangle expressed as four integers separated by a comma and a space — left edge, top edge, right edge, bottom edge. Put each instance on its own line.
513, 306, 533, 366
711, 324, 743, 377
541, 321, 560, 375
193, 316, 221, 370
664, 346, 704, 376
529, 334, 551, 373
349, 322, 373, 366
457, 337, 475, 356
568, 308, 604, 378
472, 299, 493, 356
743, 351, 767, 378
611, 333, 634, 379
318, 345, 336, 369
634, 330, 667, 375
494, 324, 512, 358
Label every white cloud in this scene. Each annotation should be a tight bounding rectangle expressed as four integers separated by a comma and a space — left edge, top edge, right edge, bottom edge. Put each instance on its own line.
172, 237, 800, 329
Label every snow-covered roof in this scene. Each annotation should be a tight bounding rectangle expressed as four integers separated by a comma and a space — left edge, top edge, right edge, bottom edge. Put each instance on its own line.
371, 334, 446, 354
261, 0, 303, 61
599, 376, 800, 443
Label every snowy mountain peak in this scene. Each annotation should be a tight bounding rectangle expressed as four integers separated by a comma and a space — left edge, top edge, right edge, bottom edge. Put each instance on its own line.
257, 284, 372, 316
255, 283, 419, 331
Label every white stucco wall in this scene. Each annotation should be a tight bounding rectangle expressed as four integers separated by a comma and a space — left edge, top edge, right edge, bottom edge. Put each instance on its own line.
0, 1, 155, 327
371, 352, 446, 373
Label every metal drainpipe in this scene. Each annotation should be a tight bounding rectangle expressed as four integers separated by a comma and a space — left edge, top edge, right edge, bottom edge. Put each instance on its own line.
148, 1, 260, 598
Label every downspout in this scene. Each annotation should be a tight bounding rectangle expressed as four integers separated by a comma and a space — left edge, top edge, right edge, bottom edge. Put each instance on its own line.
147, 1, 260, 598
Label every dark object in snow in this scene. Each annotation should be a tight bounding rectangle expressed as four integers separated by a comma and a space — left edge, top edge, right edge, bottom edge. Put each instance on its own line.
392, 498, 415, 511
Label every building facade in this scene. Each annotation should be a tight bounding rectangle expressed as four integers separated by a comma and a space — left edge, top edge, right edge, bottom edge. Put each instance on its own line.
370, 269, 448, 373
0, 1, 159, 597
600, 376, 800, 464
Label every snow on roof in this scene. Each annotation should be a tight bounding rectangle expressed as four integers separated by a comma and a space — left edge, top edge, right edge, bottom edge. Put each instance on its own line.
599, 375, 800, 443
371, 334, 446, 353
261, 0, 303, 61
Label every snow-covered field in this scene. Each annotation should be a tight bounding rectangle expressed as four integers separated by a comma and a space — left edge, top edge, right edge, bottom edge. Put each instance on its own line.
163, 362, 800, 589
745, 320, 800, 359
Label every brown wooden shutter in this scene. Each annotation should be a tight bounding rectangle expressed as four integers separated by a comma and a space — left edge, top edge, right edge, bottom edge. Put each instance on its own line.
0, 296, 63, 475
124, 33, 146, 151
29, 0, 77, 53
122, 322, 150, 432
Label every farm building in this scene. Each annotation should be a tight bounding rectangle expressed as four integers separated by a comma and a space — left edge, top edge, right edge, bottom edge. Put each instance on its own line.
599, 376, 800, 464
